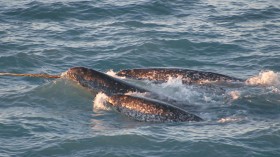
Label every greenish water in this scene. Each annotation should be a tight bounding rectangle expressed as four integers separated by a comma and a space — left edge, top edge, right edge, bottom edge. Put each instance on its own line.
0, 0, 280, 156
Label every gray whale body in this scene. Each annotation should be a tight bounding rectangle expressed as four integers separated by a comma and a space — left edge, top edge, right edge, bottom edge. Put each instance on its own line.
108, 95, 203, 122
62, 67, 148, 96
62, 67, 203, 122
117, 68, 244, 84
62, 67, 177, 102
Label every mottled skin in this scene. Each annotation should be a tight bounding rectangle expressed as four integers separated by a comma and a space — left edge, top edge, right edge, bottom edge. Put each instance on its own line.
62, 67, 176, 101
62, 67, 148, 96
116, 68, 244, 84
62, 67, 203, 122
108, 95, 203, 122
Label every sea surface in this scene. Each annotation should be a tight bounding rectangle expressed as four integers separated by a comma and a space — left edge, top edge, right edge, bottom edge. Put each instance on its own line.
1, 0, 280, 156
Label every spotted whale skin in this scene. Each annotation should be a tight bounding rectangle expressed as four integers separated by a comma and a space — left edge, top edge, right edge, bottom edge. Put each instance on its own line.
62, 67, 203, 122
116, 68, 244, 84
108, 95, 203, 122
62, 67, 148, 95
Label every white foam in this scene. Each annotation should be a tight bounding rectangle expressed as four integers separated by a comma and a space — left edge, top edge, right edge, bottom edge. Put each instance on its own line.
124, 91, 148, 97
157, 77, 196, 101
93, 92, 110, 111
268, 86, 280, 93
217, 116, 244, 123
60, 71, 69, 78
228, 90, 240, 100
106, 69, 126, 79
148, 76, 220, 104
165, 76, 184, 85
245, 70, 279, 86
203, 95, 212, 102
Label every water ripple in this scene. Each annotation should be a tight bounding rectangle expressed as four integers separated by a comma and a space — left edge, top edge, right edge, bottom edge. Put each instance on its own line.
1, 0, 280, 156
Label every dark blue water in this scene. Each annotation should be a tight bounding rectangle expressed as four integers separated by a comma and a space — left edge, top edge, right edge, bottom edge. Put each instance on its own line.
1, 0, 280, 156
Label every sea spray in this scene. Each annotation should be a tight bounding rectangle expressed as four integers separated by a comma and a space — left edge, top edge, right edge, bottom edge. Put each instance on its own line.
245, 70, 280, 86
149, 76, 226, 105
106, 69, 126, 79
228, 90, 241, 100
217, 116, 246, 123
223, 70, 280, 102
93, 92, 110, 111
148, 76, 197, 103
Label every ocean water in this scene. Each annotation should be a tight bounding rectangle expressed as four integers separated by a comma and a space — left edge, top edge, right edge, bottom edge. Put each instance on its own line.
0, 0, 280, 156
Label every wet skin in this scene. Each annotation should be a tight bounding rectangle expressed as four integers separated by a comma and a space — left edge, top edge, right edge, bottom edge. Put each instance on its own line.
117, 68, 244, 84
62, 67, 204, 122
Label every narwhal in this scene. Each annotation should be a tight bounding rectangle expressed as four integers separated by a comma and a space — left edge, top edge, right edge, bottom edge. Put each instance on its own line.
108, 94, 203, 122
0, 67, 203, 122
116, 68, 244, 84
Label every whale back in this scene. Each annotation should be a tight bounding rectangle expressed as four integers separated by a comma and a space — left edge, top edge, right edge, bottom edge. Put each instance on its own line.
62, 67, 148, 95
108, 95, 203, 122
117, 68, 244, 84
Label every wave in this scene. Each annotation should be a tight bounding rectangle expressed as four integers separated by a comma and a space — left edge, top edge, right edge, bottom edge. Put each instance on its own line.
2, 0, 176, 21
208, 6, 280, 23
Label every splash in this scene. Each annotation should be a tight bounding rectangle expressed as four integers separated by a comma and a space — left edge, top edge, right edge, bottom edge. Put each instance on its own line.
218, 116, 244, 123
93, 92, 110, 111
60, 71, 68, 78
148, 76, 221, 104
164, 76, 184, 86
106, 69, 126, 79
245, 70, 279, 86
228, 90, 240, 100
157, 76, 197, 102
268, 86, 280, 93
